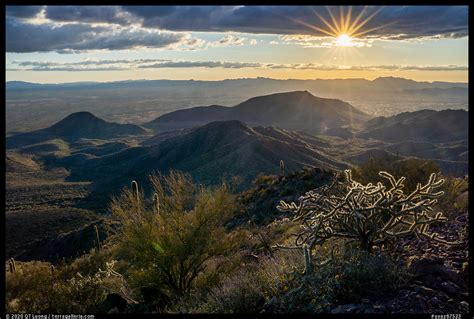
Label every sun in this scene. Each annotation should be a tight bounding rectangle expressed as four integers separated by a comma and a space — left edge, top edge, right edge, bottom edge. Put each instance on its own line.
288, 6, 389, 49
335, 34, 353, 47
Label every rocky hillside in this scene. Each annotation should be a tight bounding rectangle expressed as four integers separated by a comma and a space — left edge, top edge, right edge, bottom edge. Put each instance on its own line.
69, 121, 347, 197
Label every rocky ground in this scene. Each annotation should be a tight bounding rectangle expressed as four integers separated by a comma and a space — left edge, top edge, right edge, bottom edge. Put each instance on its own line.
329, 203, 469, 314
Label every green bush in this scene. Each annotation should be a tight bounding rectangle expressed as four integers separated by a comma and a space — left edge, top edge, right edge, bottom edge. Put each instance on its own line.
178, 250, 303, 313
354, 156, 441, 193
110, 170, 241, 302
436, 175, 468, 216
6, 257, 124, 313
256, 244, 408, 313
334, 248, 408, 303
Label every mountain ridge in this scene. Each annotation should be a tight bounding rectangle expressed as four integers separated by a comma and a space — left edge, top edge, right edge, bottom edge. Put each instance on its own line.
144, 91, 371, 134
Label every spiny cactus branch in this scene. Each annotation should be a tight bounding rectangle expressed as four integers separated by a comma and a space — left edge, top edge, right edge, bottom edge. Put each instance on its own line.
277, 170, 457, 252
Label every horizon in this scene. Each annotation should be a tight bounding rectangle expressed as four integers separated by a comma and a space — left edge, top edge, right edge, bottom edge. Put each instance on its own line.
6, 5, 468, 83
5, 75, 469, 85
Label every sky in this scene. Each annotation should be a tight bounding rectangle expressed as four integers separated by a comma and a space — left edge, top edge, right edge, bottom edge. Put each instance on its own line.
5, 5, 469, 83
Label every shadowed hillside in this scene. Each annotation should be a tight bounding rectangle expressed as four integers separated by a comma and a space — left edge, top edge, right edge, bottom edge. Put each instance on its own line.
358, 109, 468, 143
68, 120, 348, 197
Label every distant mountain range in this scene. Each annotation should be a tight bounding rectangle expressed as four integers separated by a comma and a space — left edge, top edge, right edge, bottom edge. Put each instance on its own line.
6, 91, 468, 197
6, 111, 147, 148
6, 77, 468, 91
144, 91, 371, 134
6, 77, 467, 106
358, 109, 468, 143
7, 77, 467, 134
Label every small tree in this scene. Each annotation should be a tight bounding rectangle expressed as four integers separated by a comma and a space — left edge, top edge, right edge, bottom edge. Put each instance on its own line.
110, 171, 238, 297
277, 170, 455, 253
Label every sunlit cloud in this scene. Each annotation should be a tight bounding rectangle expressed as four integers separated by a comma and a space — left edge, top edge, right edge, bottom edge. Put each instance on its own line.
8, 59, 467, 72
280, 34, 371, 48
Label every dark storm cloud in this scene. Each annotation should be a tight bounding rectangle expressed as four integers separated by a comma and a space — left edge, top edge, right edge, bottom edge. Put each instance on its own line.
45, 6, 136, 25
5, 5, 468, 53
121, 6, 468, 39
6, 6, 43, 18
5, 16, 186, 53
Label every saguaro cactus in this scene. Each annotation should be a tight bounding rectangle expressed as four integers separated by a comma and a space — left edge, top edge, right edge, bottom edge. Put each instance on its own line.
280, 160, 285, 176
303, 244, 313, 275
131, 180, 140, 202
94, 224, 102, 251
153, 192, 160, 214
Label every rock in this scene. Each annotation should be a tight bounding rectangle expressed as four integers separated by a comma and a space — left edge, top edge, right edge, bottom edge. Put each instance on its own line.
372, 304, 386, 312
262, 296, 278, 313
459, 301, 469, 313
141, 286, 170, 308
415, 285, 436, 295
408, 257, 465, 289
97, 293, 128, 313
108, 307, 119, 314
331, 304, 359, 314
430, 297, 440, 307
441, 281, 460, 298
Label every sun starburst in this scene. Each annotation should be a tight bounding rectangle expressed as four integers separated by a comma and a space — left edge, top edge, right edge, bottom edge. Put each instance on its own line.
289, 6, 391, 48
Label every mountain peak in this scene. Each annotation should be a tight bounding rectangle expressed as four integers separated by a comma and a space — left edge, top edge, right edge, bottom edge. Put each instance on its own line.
194, 120, 254, 136
46, 111, 146, 139
146, 90, 370, 134
62, 111, 102, 121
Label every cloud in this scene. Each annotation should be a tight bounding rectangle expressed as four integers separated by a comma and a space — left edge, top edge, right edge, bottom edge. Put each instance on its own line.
5, 16, 187, 53
207, 34, 248, 47
280, 34, 371, 48
119, 6, 468, 40
45, 6, 136, 25
5, 6, 467, 53
138, 61, 262, 69
9, 59, 468, 72
14, 58, 170, 67
6, 6, 44, 18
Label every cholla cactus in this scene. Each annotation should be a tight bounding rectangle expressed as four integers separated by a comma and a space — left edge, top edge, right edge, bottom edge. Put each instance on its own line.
153, 192, 160, 214
277, 170, 454, 252
280, 160, 285, 176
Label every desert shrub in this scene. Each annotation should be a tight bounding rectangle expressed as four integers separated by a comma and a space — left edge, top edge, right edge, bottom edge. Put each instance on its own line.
436, 175, 469, 216
110, 170, 241, 303
177, 250, 303, 313
253, 174, 277, 186
333, 248, 408, 303
257, 242, 408, 313
6, 259, 124, 313
277, 170, 450, 253
354, 156, 441, 192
